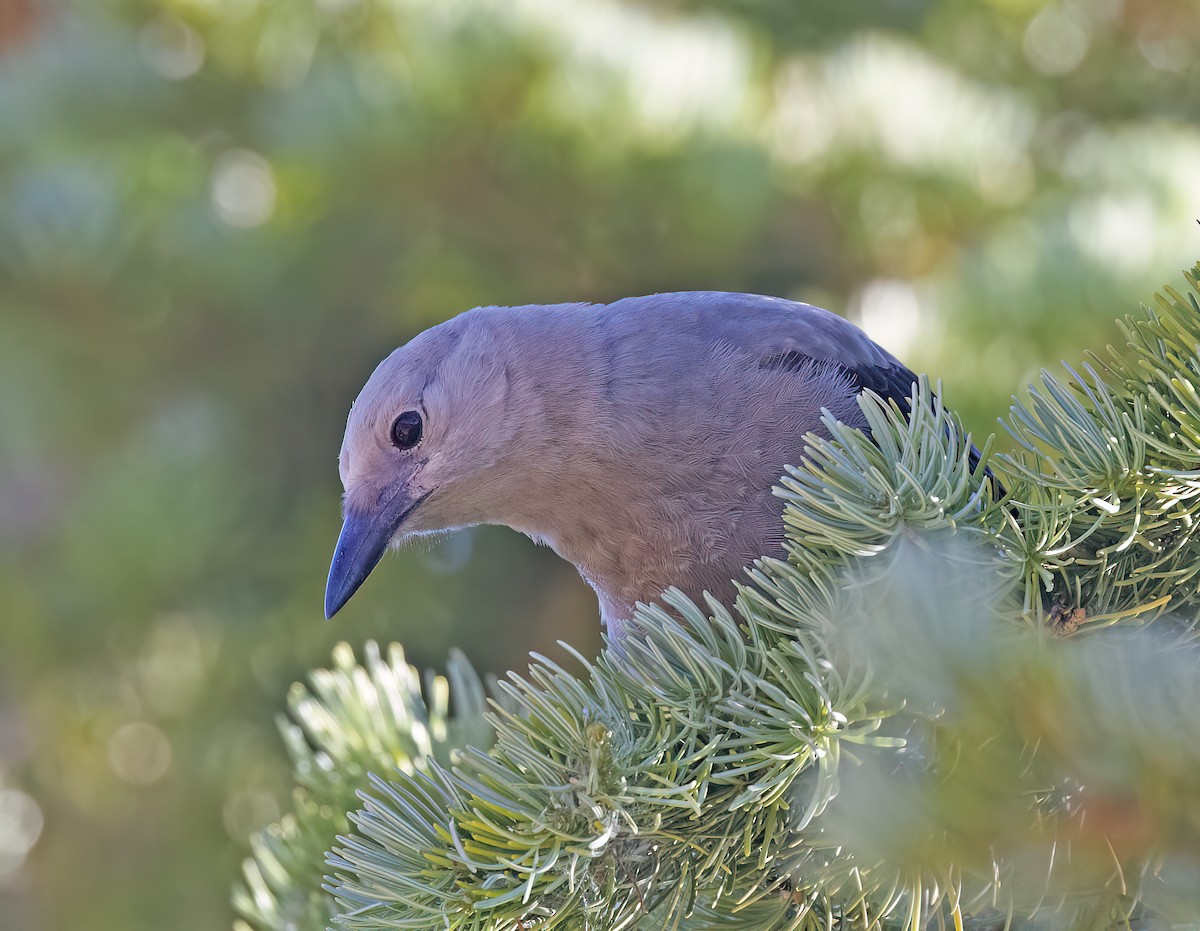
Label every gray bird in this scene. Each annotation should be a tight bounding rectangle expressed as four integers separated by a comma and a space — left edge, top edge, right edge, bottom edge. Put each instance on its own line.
324, 291, 919, 638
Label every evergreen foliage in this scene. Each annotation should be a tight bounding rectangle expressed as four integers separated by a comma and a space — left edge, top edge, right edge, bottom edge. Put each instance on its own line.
239, 266, 1200, 930
235, 642, 494, 930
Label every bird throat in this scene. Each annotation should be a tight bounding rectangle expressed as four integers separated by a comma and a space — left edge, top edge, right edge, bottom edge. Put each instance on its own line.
512, 486, 753, 639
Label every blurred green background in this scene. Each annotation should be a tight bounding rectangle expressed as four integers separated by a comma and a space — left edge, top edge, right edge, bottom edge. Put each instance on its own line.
0, 0, 1197, 927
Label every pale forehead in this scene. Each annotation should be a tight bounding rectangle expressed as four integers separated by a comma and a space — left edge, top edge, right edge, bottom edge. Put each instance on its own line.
352, 315, 489, 438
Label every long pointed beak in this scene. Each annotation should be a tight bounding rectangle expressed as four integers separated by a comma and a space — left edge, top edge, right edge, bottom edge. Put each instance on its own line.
324, 489, 427, 619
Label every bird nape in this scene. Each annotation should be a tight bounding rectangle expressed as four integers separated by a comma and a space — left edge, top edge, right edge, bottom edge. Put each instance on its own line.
324, 290, 933, 639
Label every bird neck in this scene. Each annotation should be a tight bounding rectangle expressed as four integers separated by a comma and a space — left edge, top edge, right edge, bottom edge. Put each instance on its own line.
485, 315, 744, 628
506, 480, 737, 634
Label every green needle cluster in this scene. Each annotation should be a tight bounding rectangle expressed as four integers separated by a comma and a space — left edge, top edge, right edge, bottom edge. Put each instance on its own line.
240, 266, 1200, 931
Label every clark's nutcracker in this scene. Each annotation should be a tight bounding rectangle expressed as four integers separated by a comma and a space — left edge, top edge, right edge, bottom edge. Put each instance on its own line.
325, 291, 921, 638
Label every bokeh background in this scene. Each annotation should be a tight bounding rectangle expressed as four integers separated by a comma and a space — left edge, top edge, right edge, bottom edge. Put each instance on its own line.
1, 0, 1197, 927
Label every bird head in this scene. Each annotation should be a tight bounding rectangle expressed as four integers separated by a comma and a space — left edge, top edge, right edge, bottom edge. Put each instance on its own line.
324, 312, 517, 618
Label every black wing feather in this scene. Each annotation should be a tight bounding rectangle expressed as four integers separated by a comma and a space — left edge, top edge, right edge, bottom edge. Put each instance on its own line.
760, 349, 993, 482
839, 360, 919, 418
760, 349, 917, 415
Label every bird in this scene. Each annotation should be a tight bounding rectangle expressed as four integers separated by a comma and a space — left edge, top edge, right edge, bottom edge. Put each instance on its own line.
324, 291, 923, 639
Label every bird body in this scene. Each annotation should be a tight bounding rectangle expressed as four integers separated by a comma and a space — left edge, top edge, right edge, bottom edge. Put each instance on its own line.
326, 292, 917, 637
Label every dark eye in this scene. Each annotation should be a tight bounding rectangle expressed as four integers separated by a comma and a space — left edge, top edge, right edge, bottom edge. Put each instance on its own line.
390, 411, 423, 450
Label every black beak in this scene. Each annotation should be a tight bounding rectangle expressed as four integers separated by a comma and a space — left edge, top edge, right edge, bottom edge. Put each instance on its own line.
324, 489, 426, 619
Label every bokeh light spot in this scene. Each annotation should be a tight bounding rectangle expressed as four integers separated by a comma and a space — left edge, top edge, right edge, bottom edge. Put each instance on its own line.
1023, 5, 1090, 76
138, 16, 205, 81
107, 722, 172, 786
210, 150, 277, 229
1070, 194, 1157, 272
1137, 32, 1188, 73
139, 615, 216, 716
854, 278, 925, 359
222, 789, 281, 840
0, 789, 44, 881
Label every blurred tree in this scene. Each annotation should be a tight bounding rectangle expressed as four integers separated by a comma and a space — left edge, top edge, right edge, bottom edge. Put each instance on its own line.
0, 0, 1197, 928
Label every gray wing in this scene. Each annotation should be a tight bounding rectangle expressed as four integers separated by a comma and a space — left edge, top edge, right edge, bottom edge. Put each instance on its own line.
604, 290, 990, 477
608, 290, 919, 414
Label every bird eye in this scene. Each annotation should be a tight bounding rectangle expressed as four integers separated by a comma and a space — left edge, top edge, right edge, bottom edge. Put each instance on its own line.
390, 411, 423, 450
